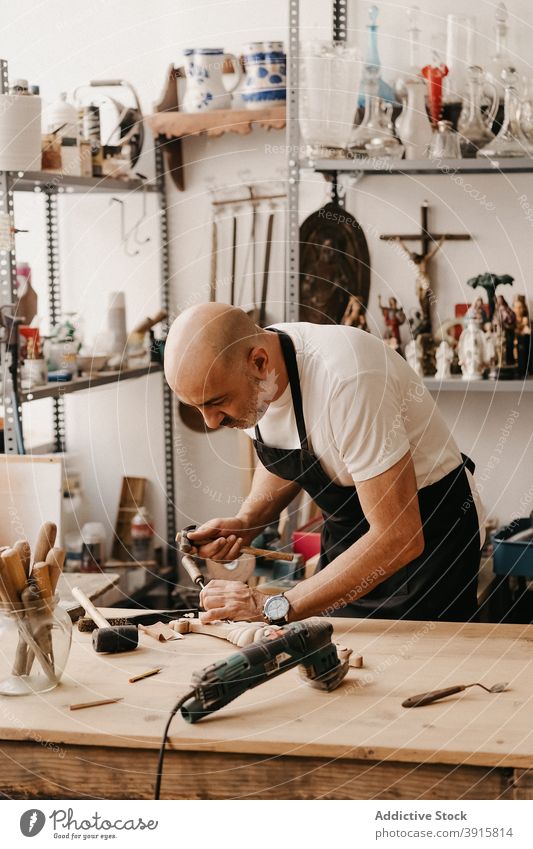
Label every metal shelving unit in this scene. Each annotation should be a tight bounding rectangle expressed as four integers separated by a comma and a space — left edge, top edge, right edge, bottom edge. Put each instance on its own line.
285, 3, 533, 394
10, 172, 158, 194
0, 57, 176, 564
20, 364, 163, 402
305, 157, 533, 175
424, 377, 533, 393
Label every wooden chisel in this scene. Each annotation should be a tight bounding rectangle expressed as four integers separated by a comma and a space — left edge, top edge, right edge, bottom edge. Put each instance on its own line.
176, 531, 294, 562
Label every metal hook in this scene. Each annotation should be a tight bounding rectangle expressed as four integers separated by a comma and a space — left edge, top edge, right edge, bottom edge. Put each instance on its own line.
109, 197, 139, 257
131, 174, 151, 247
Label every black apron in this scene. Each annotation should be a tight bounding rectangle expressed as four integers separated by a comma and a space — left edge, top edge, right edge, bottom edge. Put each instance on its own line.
253, 329, 480, 622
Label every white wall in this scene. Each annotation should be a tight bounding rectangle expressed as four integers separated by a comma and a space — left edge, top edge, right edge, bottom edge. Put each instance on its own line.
4, 0, 533, 545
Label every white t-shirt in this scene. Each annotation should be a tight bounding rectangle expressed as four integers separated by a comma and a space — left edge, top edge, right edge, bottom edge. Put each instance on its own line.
246, 323, 484, 541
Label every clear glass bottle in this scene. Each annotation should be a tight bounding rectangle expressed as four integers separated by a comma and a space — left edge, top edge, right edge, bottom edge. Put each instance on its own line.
487, 2, 514, 102
478, 70, 533, 159
0, 596, 72, 696
350, 68, 395, 153
395, 6, 423, 137
443, 15, 476, 105
458, 66, 498, 157
358, 4, 395, 108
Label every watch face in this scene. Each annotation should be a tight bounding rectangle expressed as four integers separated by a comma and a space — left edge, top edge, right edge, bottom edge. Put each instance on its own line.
265, 594, 290, 621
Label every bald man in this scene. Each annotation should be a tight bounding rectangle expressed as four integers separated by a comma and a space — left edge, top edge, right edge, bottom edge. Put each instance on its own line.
165, 304, 483, 625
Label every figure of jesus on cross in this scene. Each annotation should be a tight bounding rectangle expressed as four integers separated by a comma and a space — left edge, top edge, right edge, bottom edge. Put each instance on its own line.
380, 201, 471, 335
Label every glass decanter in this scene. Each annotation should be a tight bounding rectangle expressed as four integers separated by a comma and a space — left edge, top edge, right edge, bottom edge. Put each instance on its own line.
458, 66, 499, 157
395, 5, 422, 100
351, 67, 395, 154
487, 2, 514, 102
478, 70, 533, 158
358, 4, 395, 108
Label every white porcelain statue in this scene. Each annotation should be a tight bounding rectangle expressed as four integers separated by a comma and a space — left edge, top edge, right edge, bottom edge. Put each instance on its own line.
435, 340, 454, 379
458, 318, 488, 380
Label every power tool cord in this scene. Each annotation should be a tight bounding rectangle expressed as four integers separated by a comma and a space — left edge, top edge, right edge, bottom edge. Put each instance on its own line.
154, 690, 195, 800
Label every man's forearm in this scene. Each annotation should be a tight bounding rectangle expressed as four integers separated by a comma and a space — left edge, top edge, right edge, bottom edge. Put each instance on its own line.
285, 528, 422, 619
236, 462, 300, 538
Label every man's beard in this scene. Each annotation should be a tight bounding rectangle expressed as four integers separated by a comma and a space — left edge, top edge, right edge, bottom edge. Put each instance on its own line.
220, 371, 278, 429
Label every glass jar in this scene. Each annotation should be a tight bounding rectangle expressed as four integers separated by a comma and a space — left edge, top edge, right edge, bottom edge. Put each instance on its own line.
300, 41, 362, 157
0, 596, 72, 696
428, 120, 462, 159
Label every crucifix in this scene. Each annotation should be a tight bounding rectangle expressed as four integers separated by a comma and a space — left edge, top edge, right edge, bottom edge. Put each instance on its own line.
380, 201, 472, 335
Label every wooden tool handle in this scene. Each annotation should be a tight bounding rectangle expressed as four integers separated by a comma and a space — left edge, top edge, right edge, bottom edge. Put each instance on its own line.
14, 540, 31, 575
1, 548, 28, 597
131, 309, 167, 335
71, 586, 110, 630
181, 555, 204, 588
33, 522, 57, 565
46, 547, 66, 593
402, 685, 466, 708
32, 562, 52, 599
242, 545, 293, 562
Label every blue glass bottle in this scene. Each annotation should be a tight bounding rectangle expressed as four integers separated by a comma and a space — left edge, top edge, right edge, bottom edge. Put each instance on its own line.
358, 5, 396, 107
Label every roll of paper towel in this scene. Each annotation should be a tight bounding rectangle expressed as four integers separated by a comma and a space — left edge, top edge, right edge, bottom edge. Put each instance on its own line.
0, 94, 42, 171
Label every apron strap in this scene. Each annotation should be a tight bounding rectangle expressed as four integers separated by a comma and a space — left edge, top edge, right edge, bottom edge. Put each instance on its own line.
461, 452, 475, 475
254, 328, 310, 451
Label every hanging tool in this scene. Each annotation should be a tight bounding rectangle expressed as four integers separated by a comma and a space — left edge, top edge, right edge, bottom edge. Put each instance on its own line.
177, 215, 219, 433
154, 618, 350, 798
71, 586, 138, 653
402, 680, 509, 708
230, 213, 237, 306
177, 527, 294, 563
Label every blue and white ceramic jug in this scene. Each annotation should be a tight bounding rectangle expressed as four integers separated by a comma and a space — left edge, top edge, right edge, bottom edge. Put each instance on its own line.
182, 48, 241, 112
241, 42, 286, 109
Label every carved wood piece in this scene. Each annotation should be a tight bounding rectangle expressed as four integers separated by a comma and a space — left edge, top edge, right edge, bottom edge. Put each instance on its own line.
170, 616, 364, 663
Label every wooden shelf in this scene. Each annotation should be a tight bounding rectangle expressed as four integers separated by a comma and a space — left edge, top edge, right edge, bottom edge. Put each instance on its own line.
424, 376, 533, 393
148, 105, 286, 139
305, 156, 533, 176
21, 363, 162, 402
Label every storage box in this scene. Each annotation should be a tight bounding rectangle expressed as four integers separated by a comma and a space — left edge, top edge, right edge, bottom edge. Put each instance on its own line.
292, 516, 322, 562
493, 518, 533, 577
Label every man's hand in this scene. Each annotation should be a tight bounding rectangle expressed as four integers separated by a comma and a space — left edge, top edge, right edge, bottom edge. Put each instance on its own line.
199, 580, 265, 622
186, 518, 255, 561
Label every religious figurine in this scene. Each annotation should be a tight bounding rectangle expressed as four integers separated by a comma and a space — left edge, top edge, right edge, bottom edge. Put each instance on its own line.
405, 337, 424, 377
341, 295, 370, 331
465, 296, 486, 327
493, 293, 517, 377
458, 317, 489, 380
467, 272, 514, 321
435, 340, 454, 379
483, 321, 498, 379
378, 294, 405, 350
513, 294, 532, 377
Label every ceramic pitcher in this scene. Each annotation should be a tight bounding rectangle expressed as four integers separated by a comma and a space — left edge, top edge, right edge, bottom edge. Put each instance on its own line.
182, 48, 241, 112
398, 78, 433, 160
241, 42, 286, 109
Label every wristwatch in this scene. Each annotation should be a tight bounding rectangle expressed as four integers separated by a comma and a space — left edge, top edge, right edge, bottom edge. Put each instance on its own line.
263, 593, 290, 625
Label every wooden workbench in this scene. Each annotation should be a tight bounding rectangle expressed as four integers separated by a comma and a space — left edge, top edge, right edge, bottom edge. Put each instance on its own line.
1, 617, 533, 800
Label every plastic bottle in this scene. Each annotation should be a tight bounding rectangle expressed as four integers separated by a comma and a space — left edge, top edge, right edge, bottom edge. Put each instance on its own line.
44, 92, 78, 140
80, 522, 106, 572
130, 507, 155, 562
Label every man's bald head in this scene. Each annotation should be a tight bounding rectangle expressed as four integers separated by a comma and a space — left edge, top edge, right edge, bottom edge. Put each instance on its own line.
164, 303, 284, 429
164, 303, 261, 397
